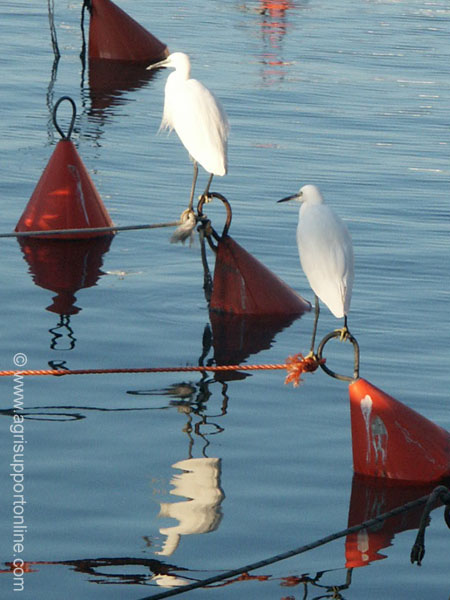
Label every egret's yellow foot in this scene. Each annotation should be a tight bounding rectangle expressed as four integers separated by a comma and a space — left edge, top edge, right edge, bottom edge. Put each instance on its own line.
335, 326, 349, 342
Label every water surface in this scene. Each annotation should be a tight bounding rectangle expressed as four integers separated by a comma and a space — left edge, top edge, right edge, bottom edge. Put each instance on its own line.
0, 1, 449, 598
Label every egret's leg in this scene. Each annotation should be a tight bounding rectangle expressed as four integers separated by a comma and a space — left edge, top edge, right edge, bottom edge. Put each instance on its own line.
307, 295, 320, 357
337, 315, 349, 341
202, 173, 214, 201
333, 315, 350, 341
188, 161, 199, 210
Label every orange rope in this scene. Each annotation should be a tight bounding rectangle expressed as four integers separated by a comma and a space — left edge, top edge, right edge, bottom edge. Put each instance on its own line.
0, 364, 286, 376
0, 355, 324, 386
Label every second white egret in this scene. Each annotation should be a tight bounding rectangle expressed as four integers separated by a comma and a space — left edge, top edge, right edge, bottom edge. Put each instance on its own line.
147, 52, 229, 212
278, 184, 354, 354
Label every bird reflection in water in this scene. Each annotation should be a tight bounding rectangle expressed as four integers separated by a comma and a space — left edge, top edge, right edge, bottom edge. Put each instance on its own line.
155, 457, 224, 556
128, 368, 227, 558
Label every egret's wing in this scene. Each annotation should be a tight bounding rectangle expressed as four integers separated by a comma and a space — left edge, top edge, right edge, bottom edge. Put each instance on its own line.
166, 78, 229, 175
159, 78, 176, 133
298, 205, 353, 318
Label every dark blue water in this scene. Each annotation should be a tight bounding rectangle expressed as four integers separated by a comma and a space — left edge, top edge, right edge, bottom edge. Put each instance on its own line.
1, 1, 449, 598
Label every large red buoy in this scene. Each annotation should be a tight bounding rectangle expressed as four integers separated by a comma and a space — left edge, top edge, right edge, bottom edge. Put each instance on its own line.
210, 235, 310, 315
88, 0, 169, 62
199, 193, 310, 316
349, 378, 450, 483
15, 97, 114, 239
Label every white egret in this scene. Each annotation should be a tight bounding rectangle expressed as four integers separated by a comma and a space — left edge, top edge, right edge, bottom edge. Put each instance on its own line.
278, 184, 354, 354
147, 52, 229, 212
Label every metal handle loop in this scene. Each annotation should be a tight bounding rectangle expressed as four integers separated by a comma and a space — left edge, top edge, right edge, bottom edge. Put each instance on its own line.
197, 192, 233, 240
316, 330, 360, 382
53, 96, 76, 140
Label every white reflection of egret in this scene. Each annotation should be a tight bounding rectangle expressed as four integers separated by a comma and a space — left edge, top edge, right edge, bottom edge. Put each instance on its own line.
156, 457, 224, 556
152, 574, 191, 588
147, 52, 229, 212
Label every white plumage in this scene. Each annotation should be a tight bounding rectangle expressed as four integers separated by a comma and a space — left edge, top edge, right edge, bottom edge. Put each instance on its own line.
278, 184, 354, 351
148, 52, 229, 210
296, 185, 353, 318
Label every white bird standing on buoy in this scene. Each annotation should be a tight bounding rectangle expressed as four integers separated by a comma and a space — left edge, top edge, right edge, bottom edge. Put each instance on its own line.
147, 52, 229, 215
278, 184, 354, 354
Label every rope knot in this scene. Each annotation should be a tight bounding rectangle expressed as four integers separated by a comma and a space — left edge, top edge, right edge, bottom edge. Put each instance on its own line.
284, 353, 325, 387
170, 209, 197, 244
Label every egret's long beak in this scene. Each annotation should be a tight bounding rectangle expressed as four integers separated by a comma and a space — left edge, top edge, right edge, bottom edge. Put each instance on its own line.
277, 193, 299, 203
146, 57, 170, 71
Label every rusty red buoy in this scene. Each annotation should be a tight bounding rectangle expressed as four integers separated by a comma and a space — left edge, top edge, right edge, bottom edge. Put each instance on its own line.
349, 377, 450, 483
88, 0, 168, 63
15, 97, 114, 240
210, 235, 311, 315
198, 192, 310, 316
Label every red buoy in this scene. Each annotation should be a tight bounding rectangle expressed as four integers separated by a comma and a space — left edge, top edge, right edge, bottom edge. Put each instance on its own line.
349, 378, 450, 483
88, 0, 169, 62
210, 236, 311, 316
15, 97, 114, 239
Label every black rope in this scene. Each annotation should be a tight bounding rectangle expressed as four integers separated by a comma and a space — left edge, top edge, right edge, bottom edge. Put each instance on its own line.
80, 0, 92, 66
199, 229, 213, 305
47, 0, 60, 60
0, 221, 180, 239
197, 191, 233, 251
410, 485, 450, 565
138, 491, 437, 600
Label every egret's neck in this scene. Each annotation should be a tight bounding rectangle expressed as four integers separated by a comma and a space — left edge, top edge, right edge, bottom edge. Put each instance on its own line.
300, 195, 324, 214
170, 65, 190, 81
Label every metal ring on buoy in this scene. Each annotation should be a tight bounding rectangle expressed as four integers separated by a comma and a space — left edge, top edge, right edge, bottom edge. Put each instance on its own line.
53, 96, 76, 140
197, 192, 233, 250
316, 329, 360, 382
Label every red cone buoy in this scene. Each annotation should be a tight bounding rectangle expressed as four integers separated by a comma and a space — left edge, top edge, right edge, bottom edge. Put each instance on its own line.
88, 0, 169, 62
210, 236, 311, 315
15, 97, 114, 240
349, 378, 450, 483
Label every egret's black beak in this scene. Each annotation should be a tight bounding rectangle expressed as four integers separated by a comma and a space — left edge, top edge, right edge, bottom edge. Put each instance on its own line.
277, 193, 298, 203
